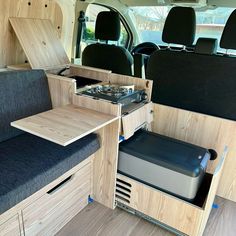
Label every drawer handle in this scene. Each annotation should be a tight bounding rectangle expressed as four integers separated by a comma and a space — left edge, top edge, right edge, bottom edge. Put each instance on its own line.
47, 175, 73, 195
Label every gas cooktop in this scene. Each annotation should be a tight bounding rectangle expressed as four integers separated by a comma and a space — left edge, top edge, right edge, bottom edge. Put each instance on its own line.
79, 84, 147, 107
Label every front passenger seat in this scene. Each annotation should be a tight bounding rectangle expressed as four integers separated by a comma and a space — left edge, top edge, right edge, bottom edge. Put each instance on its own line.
82, 11, 133, 76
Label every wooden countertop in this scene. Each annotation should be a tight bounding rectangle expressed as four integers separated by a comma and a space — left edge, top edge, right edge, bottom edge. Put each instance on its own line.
11, 104, 119, 146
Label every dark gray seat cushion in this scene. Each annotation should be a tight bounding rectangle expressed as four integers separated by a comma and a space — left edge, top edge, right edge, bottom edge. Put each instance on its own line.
0, 70, 52, 142
0, 133, 100, 214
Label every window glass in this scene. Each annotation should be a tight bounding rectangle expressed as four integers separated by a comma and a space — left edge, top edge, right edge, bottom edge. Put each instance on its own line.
82, 4, 129, 48
195, 7, 234, 53
130, 6, 170, 46
130, 6, 234, 52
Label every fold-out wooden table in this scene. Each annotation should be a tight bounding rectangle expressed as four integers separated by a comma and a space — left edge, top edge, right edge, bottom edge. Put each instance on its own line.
10, 104, 120, 211
11, 104, 119, 146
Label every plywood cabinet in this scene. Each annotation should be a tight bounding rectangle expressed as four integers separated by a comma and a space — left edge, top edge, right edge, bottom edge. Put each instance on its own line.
116, 174, 203, 235
122, 102, 153, 140
116, 150, 226, 236
152, 103, 236, 202
0, 214, 21, 236
23, 162, 92, 236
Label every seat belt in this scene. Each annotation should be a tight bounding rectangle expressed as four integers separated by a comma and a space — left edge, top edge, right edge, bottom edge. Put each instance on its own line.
75, 11, 86, 58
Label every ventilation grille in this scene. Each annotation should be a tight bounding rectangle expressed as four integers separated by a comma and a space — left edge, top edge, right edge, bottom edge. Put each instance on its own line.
116, 178, 132, 204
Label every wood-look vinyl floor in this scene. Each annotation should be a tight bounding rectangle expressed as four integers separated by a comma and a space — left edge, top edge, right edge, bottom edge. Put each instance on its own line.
57, 196, 236, 236
203, 197, 236, 236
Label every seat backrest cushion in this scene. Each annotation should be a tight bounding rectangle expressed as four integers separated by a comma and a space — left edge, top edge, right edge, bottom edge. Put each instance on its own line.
0, 70, 52, 142
195, 37, 218, 54
82, 44, 133, 76
147, 50, 236, 120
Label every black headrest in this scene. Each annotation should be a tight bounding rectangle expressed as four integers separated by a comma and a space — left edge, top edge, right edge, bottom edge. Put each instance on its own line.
95, 11, 121, 41
220, 9, 236, 50
195, 38, 218, 54
162, 7, 196, 46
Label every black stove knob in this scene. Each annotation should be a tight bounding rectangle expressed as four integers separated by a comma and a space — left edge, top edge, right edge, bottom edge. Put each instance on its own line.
141, 92, 148, 101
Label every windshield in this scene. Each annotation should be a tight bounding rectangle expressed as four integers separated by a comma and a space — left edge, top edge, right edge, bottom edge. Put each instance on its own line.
130, 6, 235, 52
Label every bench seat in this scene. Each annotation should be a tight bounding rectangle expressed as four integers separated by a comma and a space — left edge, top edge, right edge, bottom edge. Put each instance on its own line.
0, 132, 100, 214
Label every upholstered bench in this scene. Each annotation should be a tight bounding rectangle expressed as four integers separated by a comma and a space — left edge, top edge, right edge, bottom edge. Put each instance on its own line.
0, 70, 100, 215
0, 133, 99, 214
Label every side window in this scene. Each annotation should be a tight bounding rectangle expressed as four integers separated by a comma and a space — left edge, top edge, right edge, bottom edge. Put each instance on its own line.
81, 4, 129, 50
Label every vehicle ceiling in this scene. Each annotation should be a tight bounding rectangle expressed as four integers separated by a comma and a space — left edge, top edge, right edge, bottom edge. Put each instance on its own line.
85, 0, 236, 8
80, 0, 236, 48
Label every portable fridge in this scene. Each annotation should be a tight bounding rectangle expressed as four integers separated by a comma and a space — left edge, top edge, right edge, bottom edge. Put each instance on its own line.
118, 130, 211, 200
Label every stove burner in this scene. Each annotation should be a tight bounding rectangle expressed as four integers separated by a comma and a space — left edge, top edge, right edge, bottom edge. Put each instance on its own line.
80, 84, 147, 107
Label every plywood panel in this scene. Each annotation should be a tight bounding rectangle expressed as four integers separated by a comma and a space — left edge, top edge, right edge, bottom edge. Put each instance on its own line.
70, 65, 111, 82
116, 174, 203, 236
93, 120, 120, 209
23, 163, 91, 236
72, 94, 121, 117
122, 102, 153, 139
10, 17, 69, 69
0, 214, 21, 236
47, 74, 76, 108
0, 0, 63, 68
152, 104, 236, 201
7, 63, 31, 70
198, 152, 226, 236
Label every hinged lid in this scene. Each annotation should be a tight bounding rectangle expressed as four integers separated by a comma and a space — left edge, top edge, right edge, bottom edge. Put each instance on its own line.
119, 129, 210, 177
9, 17, 70, 69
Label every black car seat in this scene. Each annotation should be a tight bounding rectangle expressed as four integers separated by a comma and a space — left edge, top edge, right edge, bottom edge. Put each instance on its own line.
146, 7, 196, 102
82, 11, 133, 76
194, 38, 218, 54
220, 9, 236, 54
144, 8, 236, 121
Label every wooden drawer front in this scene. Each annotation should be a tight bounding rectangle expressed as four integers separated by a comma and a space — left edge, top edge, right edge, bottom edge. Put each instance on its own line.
23, 162, 91, 236
116, 174, 203, 236
0, 214, 21, 236
122, 102, 153, 140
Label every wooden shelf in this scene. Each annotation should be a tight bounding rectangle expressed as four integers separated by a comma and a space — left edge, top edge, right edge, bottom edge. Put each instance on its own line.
7, 63, 31, 70
11, 104, 118, 146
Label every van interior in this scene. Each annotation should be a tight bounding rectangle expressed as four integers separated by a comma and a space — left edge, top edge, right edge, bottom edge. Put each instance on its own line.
0, 0, 236, 236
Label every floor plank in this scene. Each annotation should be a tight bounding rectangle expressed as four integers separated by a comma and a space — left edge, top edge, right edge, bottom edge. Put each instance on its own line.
203, 197, 236, 236
57, 196, 236, 236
